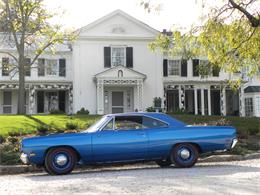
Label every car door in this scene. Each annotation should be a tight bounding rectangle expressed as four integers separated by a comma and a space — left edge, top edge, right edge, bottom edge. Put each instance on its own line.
92, 115, 148, 163
143, 116, 170, 160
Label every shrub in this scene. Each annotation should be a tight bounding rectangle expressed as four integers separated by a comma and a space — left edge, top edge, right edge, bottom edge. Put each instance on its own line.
211, 118, 230, 126
0, 143, 20, 165
49, 109, 65, 114
0, 135, 5, 144
36, 125, 49, 135
6, 136, 19, 144
247, 128, 259, 136
76, 107, 89, 115
8, 131, 21, 137
66, 121, 79, 130
146, 106, 156, 112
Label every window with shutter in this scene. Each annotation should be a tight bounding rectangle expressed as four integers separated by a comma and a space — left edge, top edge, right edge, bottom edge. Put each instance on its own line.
163, 59, 168, 77
38, 58, 45, 76
2, 57, 9, 76
59, 59, 66, 77
212, 66, 220, 77
104, 47, 111, 68
25, 58, 31, 76
192, 59, 199, 76
126, 47, 133, 68
181, 59, 187, 77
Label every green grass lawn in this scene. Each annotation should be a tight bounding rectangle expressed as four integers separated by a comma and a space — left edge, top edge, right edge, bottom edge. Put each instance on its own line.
0, 114, 259, 137
0, 114, 100, 136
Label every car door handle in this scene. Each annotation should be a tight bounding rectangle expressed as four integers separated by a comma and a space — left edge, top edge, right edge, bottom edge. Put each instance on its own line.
137, 132, 146, 136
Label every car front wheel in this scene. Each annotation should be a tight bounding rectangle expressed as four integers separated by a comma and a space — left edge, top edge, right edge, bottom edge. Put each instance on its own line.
45, 147, 77, 175
171, 143, 198, 168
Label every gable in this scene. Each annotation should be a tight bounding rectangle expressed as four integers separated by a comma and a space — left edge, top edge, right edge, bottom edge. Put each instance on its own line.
95, 65, 146, 79
79, 10, 159, 39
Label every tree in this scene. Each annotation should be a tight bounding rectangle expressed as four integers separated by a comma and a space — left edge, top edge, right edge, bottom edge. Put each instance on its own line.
0, 0, 76, 114
141, 0, 260, 87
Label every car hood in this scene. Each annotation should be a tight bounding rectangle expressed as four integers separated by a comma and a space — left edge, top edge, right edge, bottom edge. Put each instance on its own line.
21, 132, 91, 148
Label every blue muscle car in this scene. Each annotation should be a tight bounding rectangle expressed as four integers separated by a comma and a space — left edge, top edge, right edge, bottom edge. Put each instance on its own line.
20, 113, 238, 175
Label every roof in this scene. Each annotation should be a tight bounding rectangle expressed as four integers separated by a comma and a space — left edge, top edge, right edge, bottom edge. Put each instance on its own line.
95, 65, 146, 79
78, 9, 159, 35
244, 86, 260, 93
105, 112, 186, 127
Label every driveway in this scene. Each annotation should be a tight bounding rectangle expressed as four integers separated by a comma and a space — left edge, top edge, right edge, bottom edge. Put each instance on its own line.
0, 159, 260, 195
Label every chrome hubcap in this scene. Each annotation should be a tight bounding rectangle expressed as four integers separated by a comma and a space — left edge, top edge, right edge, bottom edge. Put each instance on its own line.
55, 154, 68, 166
180, 148, 190, 160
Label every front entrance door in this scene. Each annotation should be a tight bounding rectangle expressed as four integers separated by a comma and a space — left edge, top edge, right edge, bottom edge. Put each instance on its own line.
37, 91, 44, 113
112, 91, 124, 113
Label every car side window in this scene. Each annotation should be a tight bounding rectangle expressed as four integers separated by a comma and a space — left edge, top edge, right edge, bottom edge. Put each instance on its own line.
102, 118, 114, 130
142, 116, 168, 129
115, 116, 143, 130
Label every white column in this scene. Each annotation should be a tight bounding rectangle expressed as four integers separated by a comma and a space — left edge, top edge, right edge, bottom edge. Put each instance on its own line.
201, 88, 205, 115
178, 85, 182, 109
239, 86, 245, 117
68, 84, 73, 115
137, 80, 143, 112
222, 86, 226, 116
28, 85, 36, 115
194, 87, 198, 115
97, 79, 104, 115
207, 87, 212, 116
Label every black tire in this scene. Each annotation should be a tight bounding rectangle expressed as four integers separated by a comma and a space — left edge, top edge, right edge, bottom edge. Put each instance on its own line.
171, 143, 198, 168
156, 159, 172, 168
45, 147, 77, 175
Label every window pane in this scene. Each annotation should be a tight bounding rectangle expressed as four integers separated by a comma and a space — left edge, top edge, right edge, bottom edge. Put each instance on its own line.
245, 98, 253, 117
115, 116, 143, 130
142, 117, 167, 129
38, 58, 45, 76
102, 119, 113, 130
2, 57, 9, 76
256, 97, 260, 116
168, 60, 180, 76
111, 47, 125, 66
46, 59, 58, 75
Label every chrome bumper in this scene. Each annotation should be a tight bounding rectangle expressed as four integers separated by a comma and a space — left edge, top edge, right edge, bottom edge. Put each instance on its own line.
20, 153, 29, 164
231, 138, 238, 149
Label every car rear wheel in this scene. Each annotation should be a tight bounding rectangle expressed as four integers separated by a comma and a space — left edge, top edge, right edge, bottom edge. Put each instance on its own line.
156, 159, 172, 168
45, 147, 77, 175
171, 143, 198, 168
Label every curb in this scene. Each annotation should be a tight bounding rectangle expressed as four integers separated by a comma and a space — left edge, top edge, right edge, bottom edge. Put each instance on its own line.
1, 152, 260, 175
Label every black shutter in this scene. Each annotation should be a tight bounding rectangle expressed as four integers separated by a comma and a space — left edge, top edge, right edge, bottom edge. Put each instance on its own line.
192, 59, 199, 76
212, 66, 220, 77
104, 47, 111, 68
25, 58, 31, 76
181, 59, 187, 77
2, 57, 9, 76
38, 58, 45, 76
163, 59, 168, 77
126, 47, 133, 68
59, 59, 66, 77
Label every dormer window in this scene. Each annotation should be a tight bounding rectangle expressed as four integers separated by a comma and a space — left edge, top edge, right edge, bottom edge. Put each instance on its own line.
111, 47, 125, 66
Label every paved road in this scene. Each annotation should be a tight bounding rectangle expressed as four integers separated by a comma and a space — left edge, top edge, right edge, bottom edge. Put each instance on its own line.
0, 159, 260, 195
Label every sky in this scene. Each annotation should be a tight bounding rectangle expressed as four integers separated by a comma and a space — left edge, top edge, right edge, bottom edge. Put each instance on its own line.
44, 0, 210, 32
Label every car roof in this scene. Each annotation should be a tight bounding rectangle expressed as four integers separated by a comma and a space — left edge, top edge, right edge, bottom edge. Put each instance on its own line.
105, 112, 186, 127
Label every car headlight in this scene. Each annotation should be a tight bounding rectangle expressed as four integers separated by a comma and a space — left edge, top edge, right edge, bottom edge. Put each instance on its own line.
231, 138, 238, 149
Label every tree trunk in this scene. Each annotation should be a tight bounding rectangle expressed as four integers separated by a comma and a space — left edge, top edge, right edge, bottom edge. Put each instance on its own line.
17, 56, 26, 114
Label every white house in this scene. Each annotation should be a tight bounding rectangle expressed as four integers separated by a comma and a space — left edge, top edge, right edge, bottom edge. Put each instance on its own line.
0, 10, 259, 117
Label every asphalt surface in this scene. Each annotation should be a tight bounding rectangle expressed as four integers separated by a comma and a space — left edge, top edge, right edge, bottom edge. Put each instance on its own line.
0, 159, 260, 195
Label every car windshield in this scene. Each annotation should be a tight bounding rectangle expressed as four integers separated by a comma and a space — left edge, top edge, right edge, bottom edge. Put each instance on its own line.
83, 116, 110, 133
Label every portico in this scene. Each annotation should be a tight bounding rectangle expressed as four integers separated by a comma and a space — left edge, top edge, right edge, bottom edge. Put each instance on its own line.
95, 66, 146, 114
164, 83, 240, 116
